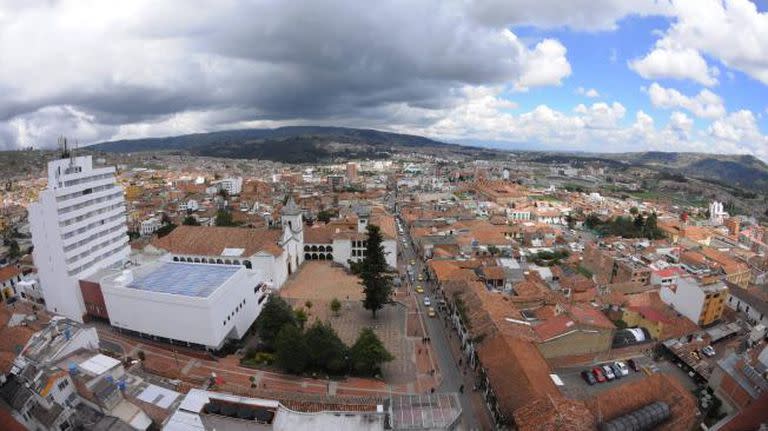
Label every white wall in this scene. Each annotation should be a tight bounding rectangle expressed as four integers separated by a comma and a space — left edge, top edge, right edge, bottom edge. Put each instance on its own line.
660, 279, 704, 325
102, 266, 267, 349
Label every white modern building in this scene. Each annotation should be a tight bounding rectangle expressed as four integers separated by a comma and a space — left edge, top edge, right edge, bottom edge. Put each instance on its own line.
209, 177, 243, 196
28, 154, 130, 322
100, 259, 269, 350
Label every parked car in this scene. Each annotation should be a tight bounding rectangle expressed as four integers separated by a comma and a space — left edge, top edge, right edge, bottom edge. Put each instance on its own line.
581, 370, 597, 385
592, 367, 606, 383
627, 359, 640, 372
427, 307, 436, 318
415, 285, 424, 294
614, 361, 630, 377
602, 365, 616, 380
610, 363, 624, 379
702, 345, 716, 357
423, 297, 431, 306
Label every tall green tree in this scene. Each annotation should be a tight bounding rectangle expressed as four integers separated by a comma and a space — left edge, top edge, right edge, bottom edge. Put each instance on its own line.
8, 240, 20, 259
305, 321, 348, 374
182, 215, 199, 226
215, 209, 236, 226
359, 224, 393, 318
349, 328, 393, 377
274, 324, 309, 374
254, 296, 296, 349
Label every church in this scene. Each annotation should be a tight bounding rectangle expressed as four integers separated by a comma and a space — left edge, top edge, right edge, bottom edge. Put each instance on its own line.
149, 197, 306, 289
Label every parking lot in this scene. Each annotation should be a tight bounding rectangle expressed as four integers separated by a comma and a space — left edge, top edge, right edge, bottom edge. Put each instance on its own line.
556, 360, 646, 399
555, 355, 699, 399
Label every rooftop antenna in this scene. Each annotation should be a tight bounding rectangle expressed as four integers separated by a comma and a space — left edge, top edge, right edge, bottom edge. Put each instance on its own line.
59, 136, 70, 159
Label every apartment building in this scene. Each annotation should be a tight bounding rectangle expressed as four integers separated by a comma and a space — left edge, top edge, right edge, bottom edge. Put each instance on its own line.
29, 155, 130, 321
660, 277, 728, 327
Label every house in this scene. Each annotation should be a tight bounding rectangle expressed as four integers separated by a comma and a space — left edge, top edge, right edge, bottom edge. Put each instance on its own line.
660, 277, 728, 327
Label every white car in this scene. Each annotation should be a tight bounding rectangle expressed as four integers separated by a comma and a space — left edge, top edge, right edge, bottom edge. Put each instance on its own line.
701, 345, 716, 357
614, 361, 630, 376
423, 297, 431, 306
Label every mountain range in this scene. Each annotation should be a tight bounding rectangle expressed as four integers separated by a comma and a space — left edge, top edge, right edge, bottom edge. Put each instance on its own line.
89, 126, 768, 193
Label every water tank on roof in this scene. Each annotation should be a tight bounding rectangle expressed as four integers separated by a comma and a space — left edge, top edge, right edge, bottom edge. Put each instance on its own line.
600, 401, 671, 431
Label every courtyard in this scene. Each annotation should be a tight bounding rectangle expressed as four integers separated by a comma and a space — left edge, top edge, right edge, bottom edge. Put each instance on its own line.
279, 261, 416, 385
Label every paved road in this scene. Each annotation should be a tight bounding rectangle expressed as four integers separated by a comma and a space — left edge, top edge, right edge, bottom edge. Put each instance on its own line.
396, 216, 489, 430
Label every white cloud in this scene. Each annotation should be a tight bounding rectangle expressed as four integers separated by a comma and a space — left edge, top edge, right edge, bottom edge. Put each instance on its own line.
629, 45, 719, 86
512, 38, 572, 91
647, 82, 726, 119
632, 0, 768, 85
576, 87, 600, 98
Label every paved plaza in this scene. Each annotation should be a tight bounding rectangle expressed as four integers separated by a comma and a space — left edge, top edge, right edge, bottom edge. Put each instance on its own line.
280, 261, 364, 301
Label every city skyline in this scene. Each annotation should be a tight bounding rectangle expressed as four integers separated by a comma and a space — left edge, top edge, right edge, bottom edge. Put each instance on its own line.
0, 0, 767, 161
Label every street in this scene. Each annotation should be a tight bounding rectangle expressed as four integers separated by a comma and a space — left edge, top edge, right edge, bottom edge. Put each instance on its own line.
396, 214, 492, 430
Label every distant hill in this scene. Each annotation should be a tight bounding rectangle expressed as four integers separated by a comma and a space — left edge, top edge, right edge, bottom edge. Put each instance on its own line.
89, 126, 461, 163
597, 151, 768, 193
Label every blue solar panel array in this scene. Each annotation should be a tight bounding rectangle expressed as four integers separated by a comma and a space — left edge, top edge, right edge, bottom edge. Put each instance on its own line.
128, 262, 240, 297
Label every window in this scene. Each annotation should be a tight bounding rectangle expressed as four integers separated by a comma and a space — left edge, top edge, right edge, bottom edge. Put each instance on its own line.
258, 294, 267, 305
223, 320, 226, 326
58, 380, 69, 391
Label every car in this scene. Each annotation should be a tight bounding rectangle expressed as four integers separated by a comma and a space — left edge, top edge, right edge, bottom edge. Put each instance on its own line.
410, 260, 416, 266
701, 345, 716, 357
602, 365, 616, 381
627, 359, 640, 372
417, 274, 424, 281
427, 307, 436, 317
415, 285, 424, 294
614, 361, 630, 376
581, 370, 597, 385
592, 367, 606, 383
423, 297, 431, 306
610, 363, 624, 379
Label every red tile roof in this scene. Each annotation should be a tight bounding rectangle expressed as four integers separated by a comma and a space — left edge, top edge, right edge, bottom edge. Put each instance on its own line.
0, 265, 20, 282
152, 225, 283, 256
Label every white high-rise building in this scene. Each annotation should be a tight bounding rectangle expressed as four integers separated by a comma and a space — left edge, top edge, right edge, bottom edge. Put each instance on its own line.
29, 154, 130, 321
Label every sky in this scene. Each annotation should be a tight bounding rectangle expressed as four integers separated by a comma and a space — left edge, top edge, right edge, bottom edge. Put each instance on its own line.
0, 0, 767, 161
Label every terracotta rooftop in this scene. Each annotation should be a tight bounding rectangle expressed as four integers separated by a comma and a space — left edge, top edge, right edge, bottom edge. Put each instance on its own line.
151, 225, 283, 257
0, 265, 21, 282
476, 333, 560, 420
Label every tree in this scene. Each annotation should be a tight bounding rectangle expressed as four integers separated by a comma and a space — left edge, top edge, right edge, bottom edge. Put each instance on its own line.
254, 296, 296, 349
330, 298, 342, 317
182, 215, 199, 226
304, 300, 313, 312
349, 328, 393, 377
274, 324, 309, 374
155, 223, 177, 238
215, 209, 236, 227
487, 245, 500, 256
317, 209, 336, 223
295, 308, 308, 329
7, 240, 20, 259
629, 206, 639, 216
359, 224, 393, 318
305, 321, 348, 374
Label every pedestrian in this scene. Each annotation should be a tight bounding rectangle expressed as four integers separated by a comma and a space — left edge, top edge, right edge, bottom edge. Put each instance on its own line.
459, 384, 464, 393
431, 387, 435, 394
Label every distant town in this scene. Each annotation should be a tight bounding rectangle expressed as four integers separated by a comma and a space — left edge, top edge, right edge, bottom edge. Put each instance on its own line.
0, 139, 767, 431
